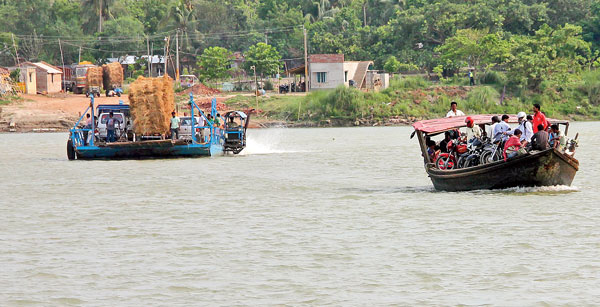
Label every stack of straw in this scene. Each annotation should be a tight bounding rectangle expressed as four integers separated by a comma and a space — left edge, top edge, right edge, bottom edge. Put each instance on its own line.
102, 62, 124, 90
128, 75, 175, 135
85, 66, 103, 89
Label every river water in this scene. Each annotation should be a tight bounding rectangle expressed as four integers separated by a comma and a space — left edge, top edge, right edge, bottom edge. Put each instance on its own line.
1, 123, 599, 305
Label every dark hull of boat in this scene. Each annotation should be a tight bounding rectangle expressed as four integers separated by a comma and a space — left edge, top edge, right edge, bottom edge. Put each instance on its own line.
74, 140, 222, 160
426, 149, 579, 191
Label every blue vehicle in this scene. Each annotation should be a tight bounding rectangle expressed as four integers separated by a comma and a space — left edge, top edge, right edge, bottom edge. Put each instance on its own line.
222, 110, 250, 154
106, 87, 123, 97
66, 94, 247, 160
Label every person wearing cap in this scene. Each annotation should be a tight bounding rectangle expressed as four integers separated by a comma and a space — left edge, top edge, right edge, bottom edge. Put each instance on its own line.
463, 116, 481, 140
170, 111, 180, 140
446, 101, 465, 117
507, 111, 533, 144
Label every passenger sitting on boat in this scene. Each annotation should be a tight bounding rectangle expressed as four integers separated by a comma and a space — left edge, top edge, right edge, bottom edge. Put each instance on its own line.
439, 131, 452, 153
227, 117, 239, 128
507, 112, 533, 145
549, 124, 566, 151
530, 124, 549, 151
427, 140, 439, 161
493, 114, 511, 143
487, 116, 500, 139
503, 129, 524, 160
106, 112, 120, 143
463, 116, 482, 140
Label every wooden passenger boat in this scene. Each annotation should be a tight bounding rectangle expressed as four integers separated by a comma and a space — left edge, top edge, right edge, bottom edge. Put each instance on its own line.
412, 115, 579, 191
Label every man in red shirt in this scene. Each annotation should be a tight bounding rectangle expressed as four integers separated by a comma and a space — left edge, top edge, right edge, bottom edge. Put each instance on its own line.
532, 103, 547, 133
504, 129, 523, 161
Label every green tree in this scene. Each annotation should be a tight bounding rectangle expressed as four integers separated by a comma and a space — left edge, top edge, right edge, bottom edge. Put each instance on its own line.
95, 16, 145, 59
383, 55, 400, 73
197, 46, 233, 83
436, 29, 511, 71
81, 0, 115, 34
506, 24, 591, 91
244, 42, 282, 77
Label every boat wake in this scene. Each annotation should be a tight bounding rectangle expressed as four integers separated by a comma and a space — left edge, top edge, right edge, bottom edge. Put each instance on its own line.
241, 131, 308, 155
468, 185, 580, 195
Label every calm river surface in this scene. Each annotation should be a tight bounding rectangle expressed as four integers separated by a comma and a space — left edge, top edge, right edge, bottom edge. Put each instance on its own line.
1, 123, 599, 305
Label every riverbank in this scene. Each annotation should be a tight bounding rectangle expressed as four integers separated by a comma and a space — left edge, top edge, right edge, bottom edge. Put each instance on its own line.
3, 75, 599, 133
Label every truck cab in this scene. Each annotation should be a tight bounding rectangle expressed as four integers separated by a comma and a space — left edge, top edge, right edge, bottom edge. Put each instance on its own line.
72, 63, 95, 94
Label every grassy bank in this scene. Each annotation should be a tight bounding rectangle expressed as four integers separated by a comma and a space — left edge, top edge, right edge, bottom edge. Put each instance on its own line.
223, 71, 600, 126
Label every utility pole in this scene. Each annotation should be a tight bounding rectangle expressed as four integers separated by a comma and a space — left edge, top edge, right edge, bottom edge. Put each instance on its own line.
11, 33, 20, 68
146, 36, 151, 77
251, 65, 258, 109
265, 31, 268, 44
58, 39, 66, 91
150, 42, 154, 77
303, 26, 308, 93
98, 0, 103, 33
78, 46, 82, 63
164, 36, 170, 77
175, 30, 180, 82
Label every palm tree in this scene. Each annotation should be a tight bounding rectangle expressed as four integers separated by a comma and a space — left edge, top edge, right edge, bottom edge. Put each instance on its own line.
304, 0, 339, 22
81, 0, 115, 33
159, 0, 198, 53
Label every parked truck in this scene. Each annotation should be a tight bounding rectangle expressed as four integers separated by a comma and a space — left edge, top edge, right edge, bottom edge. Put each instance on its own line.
67, 62, 96, 94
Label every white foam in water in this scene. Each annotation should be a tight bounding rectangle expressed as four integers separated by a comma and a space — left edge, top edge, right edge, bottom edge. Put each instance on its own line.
505, 185, 579, 193
241, 129, 304, 155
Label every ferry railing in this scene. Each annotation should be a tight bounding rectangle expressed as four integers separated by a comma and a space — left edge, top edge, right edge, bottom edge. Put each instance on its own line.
189, 94, 222, 145
69, 94, 96, 147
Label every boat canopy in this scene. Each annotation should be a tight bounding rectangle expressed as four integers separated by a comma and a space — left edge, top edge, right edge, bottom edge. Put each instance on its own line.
412, 115, 568, 135
223, 110, 247, 119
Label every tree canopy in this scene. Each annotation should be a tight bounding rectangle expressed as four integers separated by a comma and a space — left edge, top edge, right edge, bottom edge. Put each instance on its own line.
0, 0, 599, 91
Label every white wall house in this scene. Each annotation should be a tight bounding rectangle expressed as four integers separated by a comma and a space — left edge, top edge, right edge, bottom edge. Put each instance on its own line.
308, 54, 345, 90
308, 54, 383, 91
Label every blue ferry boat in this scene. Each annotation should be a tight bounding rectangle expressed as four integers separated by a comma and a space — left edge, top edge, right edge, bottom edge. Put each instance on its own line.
67, 94, 249, 160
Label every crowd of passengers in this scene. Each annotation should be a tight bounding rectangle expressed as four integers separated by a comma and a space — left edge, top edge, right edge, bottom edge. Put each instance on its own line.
427, 102, 567, 162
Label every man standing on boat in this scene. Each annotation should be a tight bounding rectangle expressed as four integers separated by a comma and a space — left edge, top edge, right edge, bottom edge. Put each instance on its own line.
170, 111, 181, 140
446, 101, 465, 117
532, 104, 548, 133
106, 112, 119, 143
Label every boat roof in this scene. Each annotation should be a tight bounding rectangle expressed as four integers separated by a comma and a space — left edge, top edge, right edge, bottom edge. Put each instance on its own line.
97, 104, 130, 110
223, 110, 247, 119
412, 115, 568, 135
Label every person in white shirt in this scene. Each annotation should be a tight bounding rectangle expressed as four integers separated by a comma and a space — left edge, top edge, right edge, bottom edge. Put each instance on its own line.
488, 115, 500, 139
493, 114, 511, 142
464, 116, 482, 140
507, 111, 533, 144
446, 101, 465, 117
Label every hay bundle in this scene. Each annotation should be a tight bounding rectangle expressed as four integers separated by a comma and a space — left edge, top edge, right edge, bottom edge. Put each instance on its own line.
85, 66, 103, 89
128, 75, 175, 135
102, 62, 123, 90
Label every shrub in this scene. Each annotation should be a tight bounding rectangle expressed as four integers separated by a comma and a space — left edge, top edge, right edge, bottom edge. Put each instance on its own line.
264, 80, 274, 90
478, 70, 506, 85
580, 70, 600, 105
